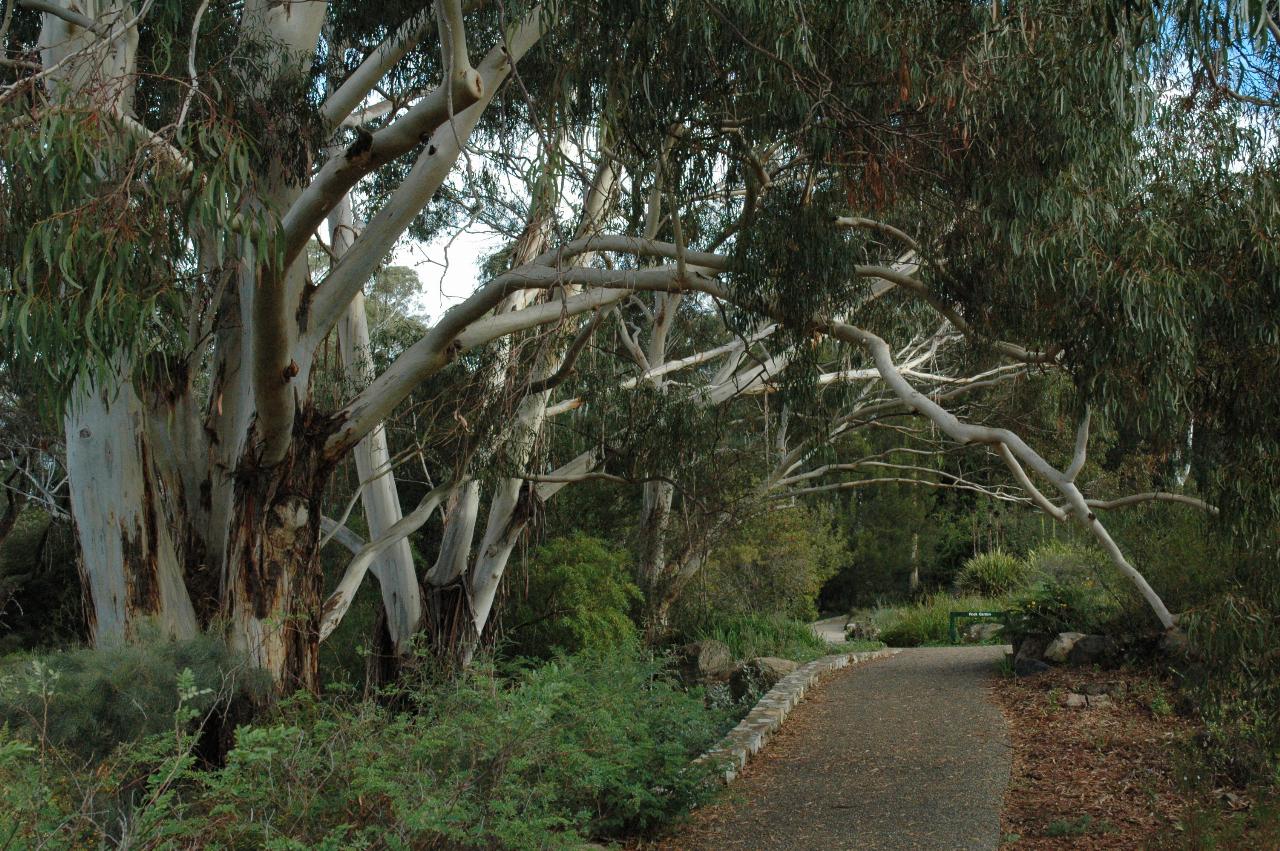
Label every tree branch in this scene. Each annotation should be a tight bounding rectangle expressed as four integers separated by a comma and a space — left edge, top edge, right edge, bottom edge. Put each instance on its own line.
319, 516, 366, 554
1064, 407, 1090, 482
282, 6, 542, 276
1086, 492, 1219, 515
319, 481, 455, 641
832, 215, 921, 252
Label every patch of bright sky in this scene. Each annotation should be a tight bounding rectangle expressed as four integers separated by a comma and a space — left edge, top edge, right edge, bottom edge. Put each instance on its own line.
387, 132, 614, 324
391, 227, 495, 323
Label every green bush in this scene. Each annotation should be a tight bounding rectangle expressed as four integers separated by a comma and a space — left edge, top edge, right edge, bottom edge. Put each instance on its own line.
0, 628, 265, 758
682, 612, 831, 662
875, 594, 1001, 647
1181, 592, 1280, 788
1004, 542, 1123, 642
505, 533, 640, 658
679, 504, 846, 625
955, 548, 1030, 597
0, 510, 82, 653
0, 645, 724, 849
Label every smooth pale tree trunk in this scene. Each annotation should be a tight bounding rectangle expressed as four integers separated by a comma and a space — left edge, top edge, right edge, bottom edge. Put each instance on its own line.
426, 158, 617, 665
637, 479, 675, 636
420, 249, 547, 665
909, 532, 920, 593
40, 0, 557, 694
458, 387, 551, 665
422, 480, 480, 656
64, 371, 199, 644
331, 196, 421, 654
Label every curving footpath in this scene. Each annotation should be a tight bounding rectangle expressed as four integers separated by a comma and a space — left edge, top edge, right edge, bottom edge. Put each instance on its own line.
658, 647, 1011, 850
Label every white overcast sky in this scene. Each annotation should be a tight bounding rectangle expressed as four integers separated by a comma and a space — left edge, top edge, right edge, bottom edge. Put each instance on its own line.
391, 227, 495, 323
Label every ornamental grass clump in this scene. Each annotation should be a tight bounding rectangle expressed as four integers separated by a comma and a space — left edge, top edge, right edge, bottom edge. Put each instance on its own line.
955, 548, 1032, 597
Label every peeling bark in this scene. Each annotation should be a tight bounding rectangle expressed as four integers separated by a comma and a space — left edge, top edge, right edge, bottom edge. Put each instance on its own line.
223, 438, 329, 693
64, 370, 197, 645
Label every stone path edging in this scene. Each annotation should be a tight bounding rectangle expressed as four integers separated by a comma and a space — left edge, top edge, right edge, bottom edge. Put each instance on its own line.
696, 648, 900, 783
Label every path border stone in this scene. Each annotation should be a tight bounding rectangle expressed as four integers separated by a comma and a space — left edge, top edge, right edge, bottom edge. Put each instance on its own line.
696, 648, 900, 783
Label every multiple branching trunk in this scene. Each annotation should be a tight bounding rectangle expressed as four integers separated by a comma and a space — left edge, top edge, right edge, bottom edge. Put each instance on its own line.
27, 0, 1208, 698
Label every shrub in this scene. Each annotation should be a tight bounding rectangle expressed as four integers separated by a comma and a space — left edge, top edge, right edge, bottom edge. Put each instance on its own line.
875, 594, 1000, 647
681, 612, 831, 662
1181, 592, 1280, 787
0, 628, 265, 758
679, 504, 846, 624
0, 645, 725, 849
0, 510, 82, 653
955, 548, 1030, 596
1004, 542, 1123, 642
505, 533, 640, 658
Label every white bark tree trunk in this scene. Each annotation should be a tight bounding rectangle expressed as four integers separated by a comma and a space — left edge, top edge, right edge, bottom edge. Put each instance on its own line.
331, 195, 421, 652
64, 370, 198, 644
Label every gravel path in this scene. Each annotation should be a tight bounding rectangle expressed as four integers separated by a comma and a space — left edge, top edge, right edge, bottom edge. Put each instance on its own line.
658, 647, 1011, 850
810, 615, 849, 644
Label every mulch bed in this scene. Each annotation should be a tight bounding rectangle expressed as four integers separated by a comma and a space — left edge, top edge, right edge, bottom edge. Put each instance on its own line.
991, 665, 1196, 849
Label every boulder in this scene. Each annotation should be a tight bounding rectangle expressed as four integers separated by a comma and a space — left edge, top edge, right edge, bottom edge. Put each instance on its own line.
965, 622, 1004, 643
1067, 634, 1119, 667
845, 621, 880, 641
1160, 627, 1192, 659
1043, 632, 1086, 664
1014, 634, 1050, 664
674, 640, 734, 683
1012, 635, 1051, 676
1014, 657, 1050, 677
730, 656, 799, 701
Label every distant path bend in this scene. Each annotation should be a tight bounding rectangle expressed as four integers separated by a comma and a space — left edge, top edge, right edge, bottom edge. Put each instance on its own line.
810, 615, 849, 645
660, 647, 1011, 850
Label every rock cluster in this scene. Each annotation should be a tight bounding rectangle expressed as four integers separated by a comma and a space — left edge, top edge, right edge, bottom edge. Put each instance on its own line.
1011, 631, 1120, 676
674, 639, 734, 683
964, 622, 1004, 643
674, 641, 806, 706
845, 621, 881, 641
730, 656, 800, 701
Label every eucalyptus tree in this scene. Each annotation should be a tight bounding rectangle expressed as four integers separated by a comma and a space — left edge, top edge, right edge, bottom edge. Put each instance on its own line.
2, 0, 637, 687
2, 0, 1271, 691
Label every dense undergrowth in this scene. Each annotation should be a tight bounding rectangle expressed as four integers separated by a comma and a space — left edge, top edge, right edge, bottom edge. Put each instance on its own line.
0, 643, 727, 849
677, 611, 833, 662
1, 506, 1275, 847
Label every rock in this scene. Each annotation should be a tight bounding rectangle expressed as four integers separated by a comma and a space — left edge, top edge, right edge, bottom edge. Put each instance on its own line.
1014, 657, 1050, 677
730, 656, 799, 701
1012, 635, 1050, 676
1082, 680, 1125, 698
1160, 627, 1192, 659
1043, 632, 1086, 664
1014, 634, 1050, 664
1067, 634, 1119, 667
674, 640, 734, 683
845, 621, 880, 641
965, 622, 1003, 643
1063, 691, 1111, 709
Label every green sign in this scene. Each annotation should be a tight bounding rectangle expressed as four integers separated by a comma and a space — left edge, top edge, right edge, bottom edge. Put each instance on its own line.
948, 610, 1006, 643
